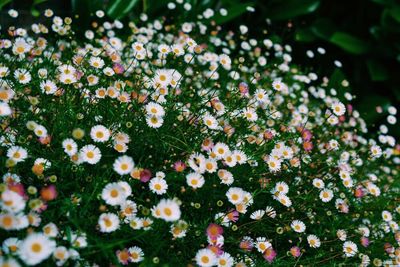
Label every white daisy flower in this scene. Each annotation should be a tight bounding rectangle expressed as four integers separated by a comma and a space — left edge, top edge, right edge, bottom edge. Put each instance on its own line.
226, 187, 245, 205
3, 173, 21, 184
146, 116, 164, 128
0, 213, 19, 230
53, 246, 69, 263
281, 146, 293, 159
113, 155, 135, 175
328, 139, 339, 150
223, 153, 237, 168
331, 101, 346, 116
171, 44, 184, 56
195, 248, 217, 267
132, 42, 145, 53
14, 69, 31, 84
382, 210, 392, 222
79, 145, 102, 164
267, 158, 281, 172
186, 172, 205, 189
342, 178, 353, 188
319, 189, 334, 202
40, 80, 57, 94
152, 199, 181, 222
33, 125, 48, 138
1, 190, 26, 213
18, 233, 56, 265
337, 229, 347, 241
0, 257, 20, 267
307, 235, 321, 248
265, 206, 276, 218
219, 54, 231, 69
154, 69, 172, 87
87, 74, 99, 86
120, 200, 137, 219
370, 145, 382, 158
90, 125, 110, 143
12, 37, 31, 55
89, 56, 105, 69
129, 246, 144, 263
7, 146, 28, 163
204, 159, 218, 173
145, 102, 165, 117
339, 170, 351, 180
203, 113, 219, 130
272, 80, 285, 91
101, 182, 128, 206
291, 220, 306, 233
2, 237, 21, 254
34, 158, 51, 170
158, 44, 170, 55
232, 150, 247, 164
217, 169, 234, 185
343, 241, 358, 257
255, 237, 272, 253
98, 213, 120, 233
59, 73, 77, 84
0, 102, 12, 116
42, 223, 58, 238
128, 217, 143, 230
250, 210, 265, 220
242, 107, 258, 122
367, 183, 380, 196
277, 194, 292, 207
312, 178, 325, 189
212, 142, 230, 159
70, 233, 88, 248
62, 138, 78, 156
149, 177, 168, 195
274, 181, 289, 195
60, 63, 76, 75
188, 153, 206, 173
327, 115, 339, 125
114, 132, 130, 144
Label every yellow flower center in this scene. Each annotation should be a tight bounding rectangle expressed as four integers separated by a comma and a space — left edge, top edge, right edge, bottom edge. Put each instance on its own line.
31, 243, 42, 253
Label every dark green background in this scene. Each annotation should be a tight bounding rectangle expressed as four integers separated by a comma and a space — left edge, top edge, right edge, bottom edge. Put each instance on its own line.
1, 0, 399, 137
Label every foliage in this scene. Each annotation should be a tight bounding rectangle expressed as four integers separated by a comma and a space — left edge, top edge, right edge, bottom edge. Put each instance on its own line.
0, 2, 399, 267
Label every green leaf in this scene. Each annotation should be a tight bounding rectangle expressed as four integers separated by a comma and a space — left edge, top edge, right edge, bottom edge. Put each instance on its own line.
328, 68, 348, 92
0, 0, 12, 10
370, 0, 389, 5
357, 94, 390, 123
391, 86, 400, 101
329, 32, 370, 54
389, 6, 400, 23
31, 0, 48, 17
33, 0, 47, 6
311, 18, 336, 40
200, 0, 213, 6
31, 8, 40, 17
265, 0, 320, 20
141, 0, 170, 16
107, 0, 139, 20
381, 8, 400, 32
366, 59, 389, 81
213, 3, 253, 24
295, 27, 317, 42
369, 25, 382, 39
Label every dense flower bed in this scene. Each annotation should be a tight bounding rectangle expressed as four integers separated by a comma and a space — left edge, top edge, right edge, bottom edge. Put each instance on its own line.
0, 7, 399, 267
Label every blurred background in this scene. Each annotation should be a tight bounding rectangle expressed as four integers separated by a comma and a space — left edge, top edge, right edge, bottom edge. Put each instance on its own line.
1, 0, 399, 137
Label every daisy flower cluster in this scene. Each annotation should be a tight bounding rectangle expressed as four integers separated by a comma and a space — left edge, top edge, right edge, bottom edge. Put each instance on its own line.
0, 5, 399, 267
